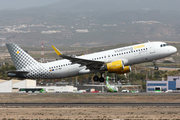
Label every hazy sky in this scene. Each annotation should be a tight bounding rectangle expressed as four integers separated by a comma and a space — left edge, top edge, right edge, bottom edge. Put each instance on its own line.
0, 0, 61, 10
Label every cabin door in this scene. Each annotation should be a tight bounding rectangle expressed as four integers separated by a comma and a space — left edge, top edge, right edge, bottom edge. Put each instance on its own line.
149, 43, 155, 54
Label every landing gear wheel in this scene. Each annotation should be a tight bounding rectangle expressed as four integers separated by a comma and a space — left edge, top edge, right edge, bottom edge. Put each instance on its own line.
154, 66, 159, 70
153, 60, 159, 70
99, 77, 105, 82
93, 76, 99, 82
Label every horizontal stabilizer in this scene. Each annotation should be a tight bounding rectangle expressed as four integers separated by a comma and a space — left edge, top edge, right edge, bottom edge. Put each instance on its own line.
7, 71, 29, 78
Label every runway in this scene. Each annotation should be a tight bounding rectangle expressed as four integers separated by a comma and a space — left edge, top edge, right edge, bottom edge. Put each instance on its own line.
0, 103, 180, 106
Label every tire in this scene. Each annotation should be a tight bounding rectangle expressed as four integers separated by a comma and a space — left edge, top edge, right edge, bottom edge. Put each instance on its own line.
99, 77, 105, 82
155, 66, 159, 70
93, 76, 99, 82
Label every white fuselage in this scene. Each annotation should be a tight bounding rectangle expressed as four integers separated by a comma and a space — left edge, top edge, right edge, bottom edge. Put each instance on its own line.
24, 41, 177, 79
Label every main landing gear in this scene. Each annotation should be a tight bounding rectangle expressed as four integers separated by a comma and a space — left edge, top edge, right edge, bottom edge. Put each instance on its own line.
153, 60, 159, 70
93, 73, 105, 82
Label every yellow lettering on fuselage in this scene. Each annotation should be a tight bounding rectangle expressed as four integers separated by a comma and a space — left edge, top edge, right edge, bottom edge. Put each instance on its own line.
133, 44, 145, 49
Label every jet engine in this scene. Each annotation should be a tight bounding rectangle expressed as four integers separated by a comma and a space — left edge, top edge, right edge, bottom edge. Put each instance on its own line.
100, 60, 131, 74
101, 60, 124, 73
116, 65, 131, 74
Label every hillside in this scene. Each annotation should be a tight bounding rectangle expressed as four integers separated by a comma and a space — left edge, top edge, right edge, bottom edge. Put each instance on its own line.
1, 0, 180, 46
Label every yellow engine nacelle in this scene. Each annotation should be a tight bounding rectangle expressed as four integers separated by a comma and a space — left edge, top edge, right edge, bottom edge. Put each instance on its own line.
116, 66, 131, 74
106, 60, 124, 73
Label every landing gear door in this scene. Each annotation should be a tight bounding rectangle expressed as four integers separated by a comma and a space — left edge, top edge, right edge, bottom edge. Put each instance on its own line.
149, 43, 155, 54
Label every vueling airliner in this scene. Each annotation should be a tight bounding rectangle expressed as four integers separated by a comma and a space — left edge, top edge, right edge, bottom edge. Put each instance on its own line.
6, 41, 177, 82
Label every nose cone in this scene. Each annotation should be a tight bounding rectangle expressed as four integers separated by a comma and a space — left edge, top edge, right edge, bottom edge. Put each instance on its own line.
172, 46, 177, 54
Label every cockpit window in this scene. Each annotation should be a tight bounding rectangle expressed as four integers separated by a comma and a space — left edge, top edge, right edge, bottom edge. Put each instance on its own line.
160, 44, 169, 47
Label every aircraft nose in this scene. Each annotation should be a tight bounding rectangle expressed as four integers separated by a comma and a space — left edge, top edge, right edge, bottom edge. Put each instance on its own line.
172, 46, 177, 53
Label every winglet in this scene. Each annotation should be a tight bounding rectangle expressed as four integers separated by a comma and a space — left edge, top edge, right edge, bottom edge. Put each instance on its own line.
52, 46, 63, 56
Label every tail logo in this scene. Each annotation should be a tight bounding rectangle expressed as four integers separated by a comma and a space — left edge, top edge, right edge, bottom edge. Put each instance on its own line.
16, 51, 19, 54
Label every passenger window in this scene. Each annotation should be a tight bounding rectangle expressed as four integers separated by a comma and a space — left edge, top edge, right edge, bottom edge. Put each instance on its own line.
122, 53, 123, 55
160, 45, 162, 47
119, 53, 121, 55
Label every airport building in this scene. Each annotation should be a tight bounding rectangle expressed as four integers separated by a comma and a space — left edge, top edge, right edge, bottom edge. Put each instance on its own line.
0, 79, 36, 93
146, 76, 180, 92
0, 79, 77, 93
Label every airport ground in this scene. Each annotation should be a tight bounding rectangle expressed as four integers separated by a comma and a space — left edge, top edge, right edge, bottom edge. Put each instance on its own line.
1, 93, 180, 119
1, 93, 180, 103
1, 106, 180, 119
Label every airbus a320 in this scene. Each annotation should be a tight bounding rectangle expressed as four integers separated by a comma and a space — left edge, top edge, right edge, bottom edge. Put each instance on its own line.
6, 41, 177, 82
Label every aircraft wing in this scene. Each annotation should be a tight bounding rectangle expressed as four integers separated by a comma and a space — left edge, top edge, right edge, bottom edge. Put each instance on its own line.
52, 46, 104, 70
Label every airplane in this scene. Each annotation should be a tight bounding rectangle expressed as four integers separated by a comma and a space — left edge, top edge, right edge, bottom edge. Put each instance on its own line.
6, 41, 177, 82
106, 76, 118, 92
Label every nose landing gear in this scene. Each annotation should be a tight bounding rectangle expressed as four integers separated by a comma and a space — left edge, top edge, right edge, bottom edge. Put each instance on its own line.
153, 60, 159, 70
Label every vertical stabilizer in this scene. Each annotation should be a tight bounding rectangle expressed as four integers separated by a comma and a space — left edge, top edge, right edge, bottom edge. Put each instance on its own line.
106, 76, 110, 86
6, 43, 39, 70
